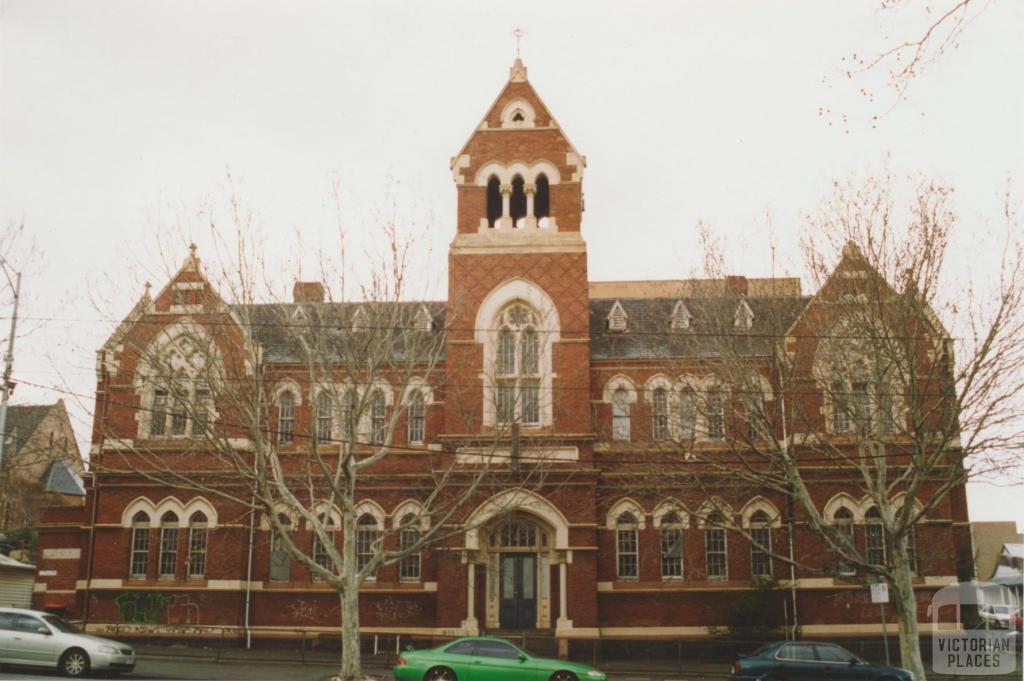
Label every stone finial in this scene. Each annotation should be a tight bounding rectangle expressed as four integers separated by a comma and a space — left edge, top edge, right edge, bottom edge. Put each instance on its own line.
143, 281, 152, 297
509, 58, 528, 83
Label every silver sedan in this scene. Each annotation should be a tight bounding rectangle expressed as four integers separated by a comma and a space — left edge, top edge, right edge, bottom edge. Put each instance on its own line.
0, 608, 135, 677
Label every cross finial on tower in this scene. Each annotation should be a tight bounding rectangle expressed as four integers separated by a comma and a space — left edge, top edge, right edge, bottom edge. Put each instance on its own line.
513, 27, 525, 59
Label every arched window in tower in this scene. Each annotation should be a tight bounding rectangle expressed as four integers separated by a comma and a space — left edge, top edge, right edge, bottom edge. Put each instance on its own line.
398, 514, 421, 581
370, 390, 386, 445
660, 511, 684, 578
494, 303, 541, 426
535, 173, 550, 228
833, 505, 856, 575
277, 392, 295, 444
486, 175, 502, 228
510, 175, 527, 228
269, 513, 292, 582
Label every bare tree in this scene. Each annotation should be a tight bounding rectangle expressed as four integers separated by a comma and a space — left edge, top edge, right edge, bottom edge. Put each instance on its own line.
620, 175, 1023, 681
90, 205, 555, 680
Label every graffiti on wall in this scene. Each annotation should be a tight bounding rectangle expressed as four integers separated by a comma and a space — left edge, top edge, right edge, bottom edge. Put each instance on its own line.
114, 592, 202, 625
373, 596, 421, 623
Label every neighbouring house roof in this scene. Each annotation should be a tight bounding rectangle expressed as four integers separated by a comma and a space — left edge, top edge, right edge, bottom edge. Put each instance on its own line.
43, 459, 86, 497
3, 405, 51, 457
972, 522, 1023, 581
0, 553, 35, 570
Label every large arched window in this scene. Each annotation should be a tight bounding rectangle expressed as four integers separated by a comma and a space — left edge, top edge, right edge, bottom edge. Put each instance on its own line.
187, 511, 208, 579
660, 511, 684, 578
158, 511, 179, 578
749, 510, 772, 577
398, 513, 421, 581
130, 511, 150, 579
356, 514, 378, 574
616, 512, 639, 579
612, 388, 631, 441
495, 303, 541, 426
137, 325, 218, 440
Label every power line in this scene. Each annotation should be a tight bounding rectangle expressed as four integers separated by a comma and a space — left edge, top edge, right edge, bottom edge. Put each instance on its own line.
17, 378, 967, 468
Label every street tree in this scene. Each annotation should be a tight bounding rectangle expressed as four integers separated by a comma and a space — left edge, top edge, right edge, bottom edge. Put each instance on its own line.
92, 210, 554, 680
625, 175, 1023, 681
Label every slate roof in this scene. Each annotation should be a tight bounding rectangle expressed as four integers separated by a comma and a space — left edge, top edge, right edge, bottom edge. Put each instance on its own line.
43, 458, 86, 497
3, 405, 51, 457
589, 296, 810, 360
231, 302, 448, 364
226, 295, 810, 363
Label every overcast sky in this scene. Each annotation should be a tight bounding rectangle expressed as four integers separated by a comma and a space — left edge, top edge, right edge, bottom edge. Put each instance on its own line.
1, 0, 1021, 525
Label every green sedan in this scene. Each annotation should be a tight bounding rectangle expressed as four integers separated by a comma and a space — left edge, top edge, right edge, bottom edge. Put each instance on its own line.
393, 636, 607, 681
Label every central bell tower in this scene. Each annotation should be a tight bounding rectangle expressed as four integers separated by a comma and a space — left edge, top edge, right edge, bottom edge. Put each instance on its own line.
444, 59, 591, 439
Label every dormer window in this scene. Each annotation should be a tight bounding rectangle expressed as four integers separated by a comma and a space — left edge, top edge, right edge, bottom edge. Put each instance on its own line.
671, 300, 692, 330
414, 305, 433, 332
607, 301, 628, 332
352, 306, 369, 332
734, 298, 754, 329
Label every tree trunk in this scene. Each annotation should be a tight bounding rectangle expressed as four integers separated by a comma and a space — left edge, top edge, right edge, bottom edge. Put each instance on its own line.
890, 542, 926, 681
338, 587, 362, 681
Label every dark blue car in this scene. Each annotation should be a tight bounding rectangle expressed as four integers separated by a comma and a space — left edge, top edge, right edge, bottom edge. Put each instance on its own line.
731, 641, 913, 681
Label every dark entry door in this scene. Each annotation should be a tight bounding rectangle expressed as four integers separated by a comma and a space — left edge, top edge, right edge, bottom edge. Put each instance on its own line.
499, 554, 536, 628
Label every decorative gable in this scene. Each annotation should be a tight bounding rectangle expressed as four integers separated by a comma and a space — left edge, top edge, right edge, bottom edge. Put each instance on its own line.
670, 300, 692, 330
607, 301, 628, 332
734, 298, 754, 329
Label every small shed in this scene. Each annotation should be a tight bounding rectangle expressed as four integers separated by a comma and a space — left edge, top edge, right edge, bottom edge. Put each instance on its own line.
0, 553, 37, 608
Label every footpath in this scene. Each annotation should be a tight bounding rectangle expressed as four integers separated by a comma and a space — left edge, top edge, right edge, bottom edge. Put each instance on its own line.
132, 642, 1022, 681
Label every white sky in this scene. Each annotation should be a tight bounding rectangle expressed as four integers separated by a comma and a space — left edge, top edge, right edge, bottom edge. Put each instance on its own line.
1, 1, 1022, 526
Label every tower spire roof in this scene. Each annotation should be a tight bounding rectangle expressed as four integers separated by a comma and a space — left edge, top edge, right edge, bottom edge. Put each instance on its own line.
509, 57, 528, 83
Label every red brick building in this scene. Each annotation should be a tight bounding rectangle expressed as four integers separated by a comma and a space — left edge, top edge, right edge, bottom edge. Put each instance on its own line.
33, 59, 972, 644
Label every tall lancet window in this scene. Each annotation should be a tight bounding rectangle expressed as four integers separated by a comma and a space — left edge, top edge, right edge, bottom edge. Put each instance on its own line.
510, 175, 527, 227
494, 303, 542, 426
486, 175, 502, 228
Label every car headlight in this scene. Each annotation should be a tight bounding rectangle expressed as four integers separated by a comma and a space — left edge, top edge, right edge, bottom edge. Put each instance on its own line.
98, 645, 120, 654
586, 672, 606, 679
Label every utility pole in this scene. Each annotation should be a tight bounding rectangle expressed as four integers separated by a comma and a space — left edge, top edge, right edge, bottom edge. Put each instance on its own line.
0, 268, 22, 477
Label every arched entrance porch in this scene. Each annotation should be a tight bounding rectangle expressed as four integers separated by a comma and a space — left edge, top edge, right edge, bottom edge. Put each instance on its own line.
462, 490, 573, 632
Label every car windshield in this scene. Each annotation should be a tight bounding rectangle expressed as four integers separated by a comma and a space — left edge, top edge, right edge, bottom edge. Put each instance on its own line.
41, 615, 79, 633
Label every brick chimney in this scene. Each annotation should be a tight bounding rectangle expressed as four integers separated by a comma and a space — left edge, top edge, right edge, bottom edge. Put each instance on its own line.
293, 282, 325, 304
724, 275, 748, 296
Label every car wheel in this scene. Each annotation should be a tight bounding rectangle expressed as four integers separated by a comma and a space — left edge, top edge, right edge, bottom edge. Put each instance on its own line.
424, 666, 457, 681
551, 672, 578, 681
59, 648, 91, 677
